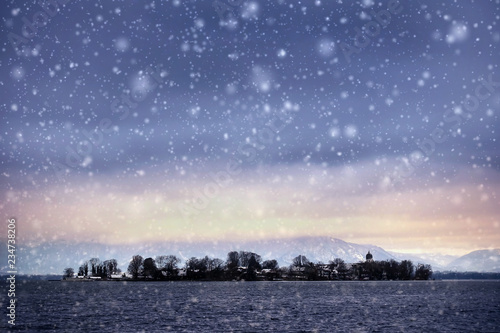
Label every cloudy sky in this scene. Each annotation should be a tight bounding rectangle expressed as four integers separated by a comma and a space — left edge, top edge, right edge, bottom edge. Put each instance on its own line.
1, 0, 499, 262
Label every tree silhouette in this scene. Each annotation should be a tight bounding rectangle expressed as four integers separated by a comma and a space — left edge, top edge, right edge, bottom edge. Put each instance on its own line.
207, 258, 225, 279
262, 259, 279, 270
246, 255, 258, 281
128, 255, 144, 279
331, 258, 348, 280
89, 258, 100, 277
72, 250, 434, 282
63, 267, 74, 278
78, 263, 87, 277
399, 260, 414, 280
156, 255, 180, 278
143, 257, 158, 279
415, 264, 432, 280
292, 255, 310, 267
226, 251, 240, 280
383, 259, 399, 280
305, 262, 318, 280
226, 251, 239, 269
103, 259, 118, 277
239, 251, 262, 268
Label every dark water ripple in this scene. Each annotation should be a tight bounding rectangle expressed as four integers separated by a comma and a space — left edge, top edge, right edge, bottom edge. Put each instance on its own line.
1, 280, 499, 332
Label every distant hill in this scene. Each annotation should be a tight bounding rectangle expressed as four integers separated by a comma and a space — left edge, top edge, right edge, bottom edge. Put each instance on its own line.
446, 249, 500, 272
3, 237, 499, 275
388, 252, 458, 271
2, 237, 399, 275
245, 236, 397, 266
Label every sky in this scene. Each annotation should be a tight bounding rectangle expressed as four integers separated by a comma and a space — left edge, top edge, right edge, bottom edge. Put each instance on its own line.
1, 0, 499, 264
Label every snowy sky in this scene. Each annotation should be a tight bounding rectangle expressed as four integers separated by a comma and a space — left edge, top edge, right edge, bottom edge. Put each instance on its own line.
1, 0, 499, 256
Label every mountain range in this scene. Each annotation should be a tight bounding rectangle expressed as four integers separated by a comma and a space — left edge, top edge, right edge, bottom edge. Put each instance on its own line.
446, 249, 500, 272
5, 237, 500, 275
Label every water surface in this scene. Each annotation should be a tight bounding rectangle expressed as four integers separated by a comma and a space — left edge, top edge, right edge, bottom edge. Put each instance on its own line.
2, 280, 499, 332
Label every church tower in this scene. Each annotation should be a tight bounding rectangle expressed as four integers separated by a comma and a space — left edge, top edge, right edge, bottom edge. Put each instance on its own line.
365, 251, 374, 262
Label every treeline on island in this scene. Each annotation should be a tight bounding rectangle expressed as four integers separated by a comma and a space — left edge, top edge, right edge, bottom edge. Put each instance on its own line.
63, 251, 433, 281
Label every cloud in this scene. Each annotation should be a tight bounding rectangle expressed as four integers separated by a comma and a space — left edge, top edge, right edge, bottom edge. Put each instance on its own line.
4, 160, 498, 254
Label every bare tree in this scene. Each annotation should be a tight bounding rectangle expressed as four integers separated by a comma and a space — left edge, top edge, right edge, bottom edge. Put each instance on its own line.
330, 258, 348, 279
239, 251, 262, 267
262, 259, 279, 270
188, 257, 207, 272
102, 259, 118, 278
399, 260, 414, 280
89, 258, 101, 277
383, 259, 399, 280
246, 255, 259, 280
155, 255, 168, 270
226, 251, 240, 270
415, 264, 432, 280
292, 255, 310, 267
210, 258, 224, 272
108, 259, 118, 275
203, 257, 224, 279
143, 257, 158, 279
78, 263, 87, 276
185, 257, 209, 279
128, 255, 144, 279
63, 267, 74, 278
156, 255, 180, 277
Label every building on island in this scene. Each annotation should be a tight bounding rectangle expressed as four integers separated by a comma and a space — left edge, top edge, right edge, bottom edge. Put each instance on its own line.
365, 251, 374, 263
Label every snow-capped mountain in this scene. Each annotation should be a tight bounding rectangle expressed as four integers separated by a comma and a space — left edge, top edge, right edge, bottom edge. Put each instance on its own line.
6, 237, 499, 275
446, 249, 500, 272
244, 236, 397, 266
7, 237, 399, 274
388, 252, 458, 271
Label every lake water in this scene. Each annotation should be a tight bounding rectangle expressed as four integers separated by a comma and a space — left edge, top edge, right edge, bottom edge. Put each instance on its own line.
1, 280, 499, 332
